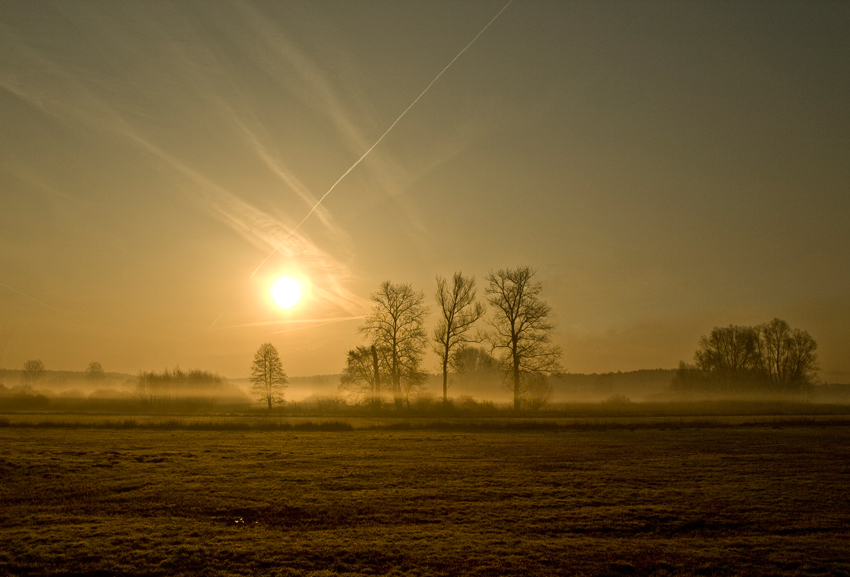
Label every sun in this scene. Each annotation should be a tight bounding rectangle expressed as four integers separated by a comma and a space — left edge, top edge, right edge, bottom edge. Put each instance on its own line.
271, 276, 302, 310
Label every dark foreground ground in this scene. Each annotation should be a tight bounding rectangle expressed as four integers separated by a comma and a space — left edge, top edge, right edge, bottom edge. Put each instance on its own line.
2, 423, 849, 576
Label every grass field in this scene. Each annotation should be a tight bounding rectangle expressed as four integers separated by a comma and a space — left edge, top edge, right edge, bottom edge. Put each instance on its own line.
2, 422, 849, 576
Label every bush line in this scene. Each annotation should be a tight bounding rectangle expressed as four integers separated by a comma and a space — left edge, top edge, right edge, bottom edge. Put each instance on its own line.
2, 416, 850, 431
0, 418, 353, 431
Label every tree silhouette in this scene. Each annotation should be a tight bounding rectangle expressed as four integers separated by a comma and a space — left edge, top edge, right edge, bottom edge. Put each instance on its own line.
693, 325, 761, 391
339, 344, 387, 405
360, 281, 428, 409
136, 367, 226, 408
755, 318, 818, 390
22, 359, 45, 387
486, 267, 562, 410
250, 343, 288, 409
676, 318, 818, 393
433, 272, 485, 404
85, 361, 105, 382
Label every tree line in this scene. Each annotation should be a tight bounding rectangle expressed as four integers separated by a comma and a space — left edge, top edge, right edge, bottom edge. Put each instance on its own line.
674, 318, 818, 394
136, 367, 229, 407
333, 266, 562, 411
0, 360, 106, 393
249, 266, 563, 410
9, 274, 821, 411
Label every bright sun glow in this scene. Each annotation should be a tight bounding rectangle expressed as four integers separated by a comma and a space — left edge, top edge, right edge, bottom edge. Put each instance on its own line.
271, 276, 302, 310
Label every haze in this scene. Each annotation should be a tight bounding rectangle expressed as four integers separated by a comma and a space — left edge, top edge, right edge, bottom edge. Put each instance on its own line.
1, 1, 848, 383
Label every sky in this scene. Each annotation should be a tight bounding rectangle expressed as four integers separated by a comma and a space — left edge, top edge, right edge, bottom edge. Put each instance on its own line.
1, 1, 848, 382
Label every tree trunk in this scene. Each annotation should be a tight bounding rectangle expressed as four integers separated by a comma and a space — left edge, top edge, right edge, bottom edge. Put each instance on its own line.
392, 348, 403, 409
442, 357, 449, 404
513, 347, 521, 411
371, 345, 380, 396
513, 369, 521, 410
267, 379, 273, 409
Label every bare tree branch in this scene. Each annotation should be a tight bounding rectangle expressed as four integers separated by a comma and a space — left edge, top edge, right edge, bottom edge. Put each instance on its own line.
485, 267, 562, 410
432, 272, 485, 403
359, 281, 429, 409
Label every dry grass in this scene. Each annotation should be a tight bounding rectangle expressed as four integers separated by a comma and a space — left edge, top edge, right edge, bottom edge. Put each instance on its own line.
2, 425, 849, 576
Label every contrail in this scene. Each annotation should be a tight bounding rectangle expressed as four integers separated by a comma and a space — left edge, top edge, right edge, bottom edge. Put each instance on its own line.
0, 282, 63, 313
251, 0, 513, 278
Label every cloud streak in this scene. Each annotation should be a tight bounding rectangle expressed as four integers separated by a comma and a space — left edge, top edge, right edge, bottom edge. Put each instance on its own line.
250, 0, 515, 277
0, 1, 513, 322
0, 4, 372, 316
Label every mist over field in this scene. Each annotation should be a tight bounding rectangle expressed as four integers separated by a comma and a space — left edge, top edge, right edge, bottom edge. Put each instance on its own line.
4, 365, 849, 414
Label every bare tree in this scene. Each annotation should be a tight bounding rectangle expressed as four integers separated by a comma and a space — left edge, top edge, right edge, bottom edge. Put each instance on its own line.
486, 267, 562, 410
85, 361, 106, 383
693, 325, 760, 390
396, 355, 428, 408
22, 359, 45, 387
676, 318, 818, 394
339, 344, 387, 405
360, 281, 428, 409
432, 272, 485, 404
250, 343, 288, 409
755, 318, 818, 390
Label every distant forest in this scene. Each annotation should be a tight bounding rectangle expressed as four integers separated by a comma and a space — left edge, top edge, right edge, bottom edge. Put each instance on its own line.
675, 319, 819, 395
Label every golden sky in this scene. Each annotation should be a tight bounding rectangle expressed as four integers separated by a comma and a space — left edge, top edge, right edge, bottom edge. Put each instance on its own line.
1, 1, 848, 381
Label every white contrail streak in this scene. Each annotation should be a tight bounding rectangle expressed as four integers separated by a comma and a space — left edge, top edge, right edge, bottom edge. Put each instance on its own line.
0, 282, 63, 313
250, 0, 513, 278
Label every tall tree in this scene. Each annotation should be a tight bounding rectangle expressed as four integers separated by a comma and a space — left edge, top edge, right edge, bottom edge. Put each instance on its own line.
360, 281, 428, 409
486, 267, 562, 410
693, 325, 760, 389
250, 343, 288, 409
432, 272, 485, 404
22, 359, 45, 387
339, 344, 387, 405
755, 318, 819, 390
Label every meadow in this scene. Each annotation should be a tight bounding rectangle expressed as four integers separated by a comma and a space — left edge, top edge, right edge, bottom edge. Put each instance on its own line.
2, 417, 849, 576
